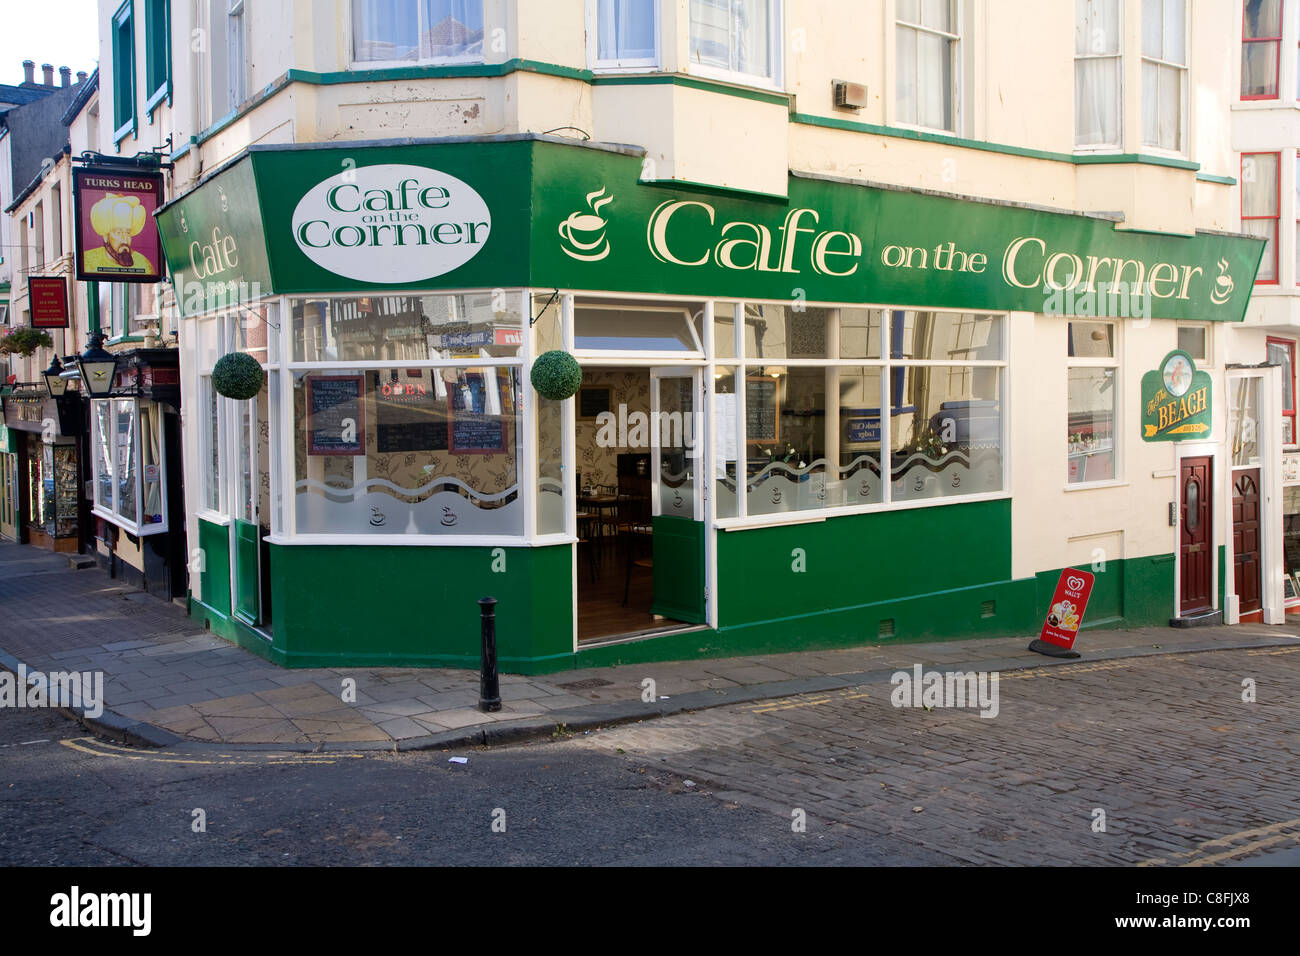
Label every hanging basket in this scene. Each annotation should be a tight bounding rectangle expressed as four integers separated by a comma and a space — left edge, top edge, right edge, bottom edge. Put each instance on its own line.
0, 326, 53, 357
212, 352, 265, 400
530, 350, 583, 401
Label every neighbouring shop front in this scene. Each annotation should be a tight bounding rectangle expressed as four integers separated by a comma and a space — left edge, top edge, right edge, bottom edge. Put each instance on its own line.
1, 386, 83, 553
156, 135, 1264, 673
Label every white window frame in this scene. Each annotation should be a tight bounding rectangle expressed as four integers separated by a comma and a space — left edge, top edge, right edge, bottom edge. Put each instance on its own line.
1140, 0, 1189, 155
91, 397, 170, 536
1074, 0, 1125, 151
894, 0, 963, 134
348, 0, 487, 69
1176, 321, 1212, 365
588, 0, 661, 72
685, 0, 784, 92
227, 0, 247, 112
1066, 319, 1123, 489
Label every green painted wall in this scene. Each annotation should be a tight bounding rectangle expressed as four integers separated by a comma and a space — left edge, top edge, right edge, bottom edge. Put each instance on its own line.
264, 543, 574, 670
1034, 553, 1175, 631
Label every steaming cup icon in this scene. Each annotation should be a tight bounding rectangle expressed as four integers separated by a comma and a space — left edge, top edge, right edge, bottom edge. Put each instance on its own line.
1210, 259, 1234, 305
558, 211, 609, 261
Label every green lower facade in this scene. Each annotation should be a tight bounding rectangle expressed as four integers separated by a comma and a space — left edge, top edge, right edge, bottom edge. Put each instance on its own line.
189, 500, 1179, 674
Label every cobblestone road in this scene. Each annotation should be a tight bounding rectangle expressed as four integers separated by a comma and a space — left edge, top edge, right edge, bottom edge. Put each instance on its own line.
572, 647, 1300, 865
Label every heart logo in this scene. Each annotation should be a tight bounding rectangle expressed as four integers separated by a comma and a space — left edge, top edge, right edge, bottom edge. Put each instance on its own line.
1066, 575, 1085, 591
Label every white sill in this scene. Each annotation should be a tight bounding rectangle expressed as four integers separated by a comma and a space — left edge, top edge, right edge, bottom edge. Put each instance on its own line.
681, 63, 785, 96
196, 510, 231, 527
1064, 479, 1130, 492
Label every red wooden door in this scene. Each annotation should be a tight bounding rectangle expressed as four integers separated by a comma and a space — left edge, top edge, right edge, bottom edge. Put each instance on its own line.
1180, 457, 1213, 614
1233, 469, 1262, 614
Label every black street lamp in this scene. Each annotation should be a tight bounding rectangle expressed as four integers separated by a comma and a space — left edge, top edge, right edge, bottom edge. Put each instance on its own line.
43, 354, 68, 397
78, 332, 118, 398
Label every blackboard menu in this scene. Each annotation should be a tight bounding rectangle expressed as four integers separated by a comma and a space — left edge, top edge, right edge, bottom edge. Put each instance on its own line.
307, 375, 365, 456
746, 377, 780, 443
579, 386, 611, 419
449, 371, 506, 453
375, 372, 448, 452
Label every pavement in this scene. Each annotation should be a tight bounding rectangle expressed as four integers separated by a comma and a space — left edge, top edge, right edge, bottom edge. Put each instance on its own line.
2, 538, 1298, 752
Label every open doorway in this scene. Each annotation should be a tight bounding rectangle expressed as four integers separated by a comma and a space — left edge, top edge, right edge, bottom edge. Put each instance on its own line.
574, 365, 706, 643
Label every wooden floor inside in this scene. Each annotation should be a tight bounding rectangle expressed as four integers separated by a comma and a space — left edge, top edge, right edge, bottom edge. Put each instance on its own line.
576, 537, 687, 643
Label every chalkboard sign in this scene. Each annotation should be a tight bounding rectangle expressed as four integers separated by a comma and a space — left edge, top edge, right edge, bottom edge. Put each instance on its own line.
307, 375, 365, 456
449, 370, 507, 454
578, 386, 612, 420
375, 372, 448, 452
746, 377, 780, 444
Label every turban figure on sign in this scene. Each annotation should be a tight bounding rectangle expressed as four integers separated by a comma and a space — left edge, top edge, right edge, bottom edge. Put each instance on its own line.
83, 193, 154, 274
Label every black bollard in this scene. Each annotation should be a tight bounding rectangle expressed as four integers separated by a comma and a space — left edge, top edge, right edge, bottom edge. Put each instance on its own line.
478, 596, 502, 712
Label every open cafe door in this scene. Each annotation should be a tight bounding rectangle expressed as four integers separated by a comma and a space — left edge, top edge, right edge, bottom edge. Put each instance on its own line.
649, 367, 706, 623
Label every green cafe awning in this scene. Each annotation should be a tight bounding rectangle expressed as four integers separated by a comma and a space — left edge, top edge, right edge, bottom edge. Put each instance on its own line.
155, 135, 1265, 322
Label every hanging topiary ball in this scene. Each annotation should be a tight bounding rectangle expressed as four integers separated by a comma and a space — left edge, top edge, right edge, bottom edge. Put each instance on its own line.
212, 351, 265, 400
530, 350, 583, 400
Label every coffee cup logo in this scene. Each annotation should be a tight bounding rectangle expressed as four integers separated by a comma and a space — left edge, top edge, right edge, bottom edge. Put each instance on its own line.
1210, 258, 1234, 305
559, 187, 612, 261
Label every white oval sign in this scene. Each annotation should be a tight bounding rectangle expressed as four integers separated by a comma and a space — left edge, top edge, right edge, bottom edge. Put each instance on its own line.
291, 163, 491, 283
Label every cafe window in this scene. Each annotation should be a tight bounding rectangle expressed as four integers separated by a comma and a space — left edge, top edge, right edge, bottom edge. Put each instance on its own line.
1268, 337, 1297, 445
591, 0, 658, 69
1242, 152, 1280, 283
111, 0, 136, 143
1141, 0, 1186, 152
352, 0, 484, 64
1067, 320, 1118, 485
91, 398, 169, 536
288, 292, 524, 539
896, 0, 960, 132
1242, 0, 1283, 99
714, 306, 1005, 522
688, 0, 780, 86
1076, 0, 1123, 148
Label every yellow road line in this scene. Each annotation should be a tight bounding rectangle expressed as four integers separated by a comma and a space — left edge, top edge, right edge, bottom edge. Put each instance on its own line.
59, 737, 364, 766
1137, 815, 1300, 866
752, 691, 870, 714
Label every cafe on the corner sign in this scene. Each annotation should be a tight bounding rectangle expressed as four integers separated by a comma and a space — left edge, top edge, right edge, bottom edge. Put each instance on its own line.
1141, 350, 1212, 442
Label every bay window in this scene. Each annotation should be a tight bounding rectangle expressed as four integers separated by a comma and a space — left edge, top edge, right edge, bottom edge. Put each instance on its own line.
896, 0, 960, 132
688, 0, 780, 86
352, 0, 485, 64
1242, 0, 1283, 99
91, 398, 169, 535
591, 0, 658, 69
1075, 0, 1122, 148
1242, 152, 1280, 284
1141, 0, 1186, 152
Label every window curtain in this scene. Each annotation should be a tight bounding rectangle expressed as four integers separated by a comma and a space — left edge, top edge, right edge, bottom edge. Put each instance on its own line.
1075, 0, 1120, 146
353, 0, 420, 61
689, 0, 771, 78
897, 1, 954, 130
142, 403, 164, 521
1244, 153, 1280, 280
422, 0, 484, 59
597, 0, 656, 62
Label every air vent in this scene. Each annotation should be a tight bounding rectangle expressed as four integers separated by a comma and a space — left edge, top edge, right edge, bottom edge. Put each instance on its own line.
878, 618, 895, 638
833, 80, 868, 110
981, 600, 996, 618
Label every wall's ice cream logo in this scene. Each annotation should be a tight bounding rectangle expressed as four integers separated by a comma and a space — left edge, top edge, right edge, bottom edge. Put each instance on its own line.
1210, 258, 1235, 305
558, 187, 612, 261
85, 194, 152, 273
292, 164, 491, 283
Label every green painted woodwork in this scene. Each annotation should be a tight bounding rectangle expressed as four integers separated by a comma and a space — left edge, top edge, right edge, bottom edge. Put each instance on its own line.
652, 516, 705, 623
233, 518, 260, 623
155, 139, 1264, 321
1034, 553, 1175, 631
262, 543, 573, 670
196, 517, 231, 617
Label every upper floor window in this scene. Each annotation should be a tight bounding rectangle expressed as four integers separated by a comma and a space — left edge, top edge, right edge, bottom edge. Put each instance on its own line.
591, 0, 658, 70
227, 0, 246, 110
1075, 0, 1122, 148
1242, 151, 1280, 284
352, 0, 485, 64
111, 0, 136, 143
144, 0, 171, 110
1141, 0, 1186, 152
688, 0, 779, 86
1242, 0, 1283, 99
896, 0, 960, 132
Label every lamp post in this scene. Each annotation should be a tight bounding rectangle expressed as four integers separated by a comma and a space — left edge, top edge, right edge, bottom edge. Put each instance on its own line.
43, 354, 67, 397
77, 332, 118, 398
